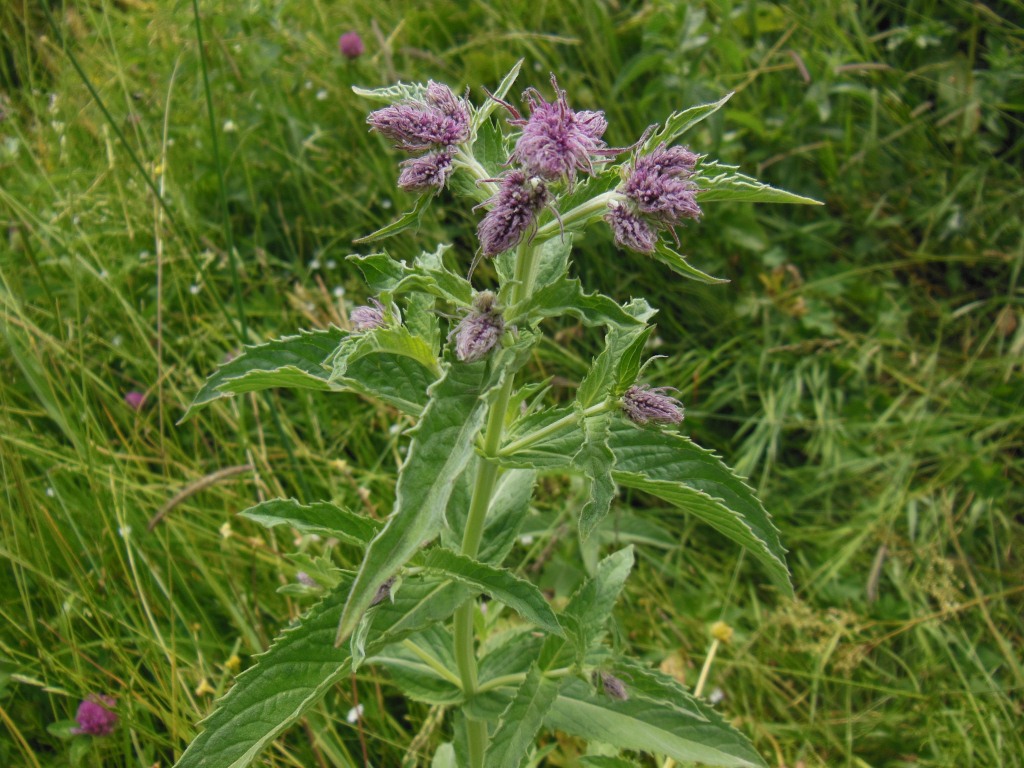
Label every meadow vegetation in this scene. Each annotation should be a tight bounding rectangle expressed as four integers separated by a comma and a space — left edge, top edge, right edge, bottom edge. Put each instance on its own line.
1, 1, 1021, 766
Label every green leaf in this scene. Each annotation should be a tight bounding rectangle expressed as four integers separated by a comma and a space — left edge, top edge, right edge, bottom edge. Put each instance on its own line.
443, 465, 536, 565
353, 193, 433, 243
651, 242, 729, 285
573, 413, 617, 540
557, 547, 634, 664
510, 274, 648, 331
367, 625, 462, 704
335, 360, 503, 646
175, 573, 467, 768
431, 744, 458, 768
643, 93, 733, 152
352, 81, 429, 104
546, 677, 766, 768
332, 325, 441, 415
500, 405, 583, 471
239, 499, 381, 548
578, 757, 643, 768
696, 162, 821, 205
348, 246, 474, 307
577, 317, 654, 409
471, 58, 523, 132
608, 420, 791, 595
420, 548, 562, 636
182, 328, 347, 421
485, 664, 561, 768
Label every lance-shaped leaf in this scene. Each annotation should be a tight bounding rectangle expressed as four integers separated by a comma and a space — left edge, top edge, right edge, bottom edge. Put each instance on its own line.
366, 625, 462, 704
545, 677, 766, 768
174, 572, 465, 768
352, 81, 429, 104
652, 242, 728, 285
572, 412, 616, 541
642, 93, 733, 152
182, 328, 348, 421
335, 360, 503, 646
348, 246, 473, 307
509, 274, 648, 331
608, 420, 791, 595
239, 499, 381, 548
354, 193, 433, 244
541, 547, 634, 669
696, 161, 821, 205
577, 317, 655, 409
485, 664, 561, 768
419, 548, 562, 635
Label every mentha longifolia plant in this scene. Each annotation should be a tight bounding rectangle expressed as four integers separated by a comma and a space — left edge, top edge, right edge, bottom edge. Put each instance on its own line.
176, 61, 818, 768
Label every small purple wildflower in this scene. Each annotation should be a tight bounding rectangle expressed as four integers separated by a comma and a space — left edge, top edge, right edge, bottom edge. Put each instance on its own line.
72, 695, 117, 736
367, 82, 469, 152
454, 291, 504, 363
350, 298, 386, 332
338, 31, 364, 60
621, 385, 684, 426
593, 671, 629, 701
296, 571, 318, 587
605, 202, 658, 254
124, 391, 146, 410
476, 171, 549, 257
370, 576, 396, 607
397, 149, 454, 192
509, 75, 613, 186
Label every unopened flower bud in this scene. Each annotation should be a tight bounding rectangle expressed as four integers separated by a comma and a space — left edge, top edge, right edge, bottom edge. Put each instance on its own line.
622, 384, 684, 425
370, 576, 396, 607
593, 671, 629, 701
454, 291, 504, 362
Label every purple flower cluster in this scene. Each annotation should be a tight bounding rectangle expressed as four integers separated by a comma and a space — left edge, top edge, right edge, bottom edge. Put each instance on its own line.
453, 291, 504, 362
338, 31, 364, 60
476, 171, 550, 257
509, 75, 613, 187
621, 385, 684, 426
72, 695, 118, 736
606, 143, 702, 254
367, 82, 469, 192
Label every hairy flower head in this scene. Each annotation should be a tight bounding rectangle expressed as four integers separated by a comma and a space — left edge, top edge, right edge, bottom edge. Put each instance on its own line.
476, 171, 549, 257
509, 75, 612, 186
453, 291, 504, 363
622, 384, 684, 426
623, 143, 701, 223
338, 31, 364, 60
397, 149, 454, 192
350, 298, 387, 331
605, 200, 658, 254
367, 82, 469, 152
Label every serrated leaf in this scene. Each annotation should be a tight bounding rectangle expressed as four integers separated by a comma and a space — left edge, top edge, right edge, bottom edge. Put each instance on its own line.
471, 58, 523, 132
354, 194, 433, 243
175, 573, 467, 768
500, 405, 584, 471
696, 162, 821, 205
546, 677, 766, 768
182, 328, 347, 420
643, 94, 733, 152
511, 275, 648, 331
608, 420, 791, 595
352, 81, 429, 104
348, 247, 474, 307
239, 499, 381, 547
577, 322, 653, 408
485, 664, 561, 768
336, 360, 503, 646
573, 413, 616, 540
558, 547, 633, 662
419, 548, 562, 636
651, 242, 728, 285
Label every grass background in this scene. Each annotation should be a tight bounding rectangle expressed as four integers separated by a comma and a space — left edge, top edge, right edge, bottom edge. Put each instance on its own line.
1, 0, 1022, 766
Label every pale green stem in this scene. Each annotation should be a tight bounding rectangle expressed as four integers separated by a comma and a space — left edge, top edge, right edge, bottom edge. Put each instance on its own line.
475, 666, 574, 694
454, 240, 540, 767
453, 147, 498, 201
499, 400, 615, 457
401, 639, 464, 688
534, 190, 620, 241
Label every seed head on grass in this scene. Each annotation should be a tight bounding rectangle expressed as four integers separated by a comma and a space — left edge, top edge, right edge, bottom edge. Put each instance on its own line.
622, 385, 684, 425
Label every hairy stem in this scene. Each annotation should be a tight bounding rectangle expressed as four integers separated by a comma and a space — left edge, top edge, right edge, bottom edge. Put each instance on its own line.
454, 240, 540, 767
499, 400, 615, 457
